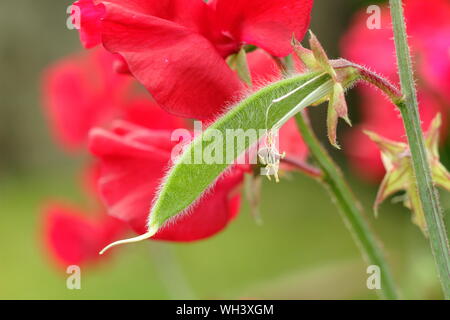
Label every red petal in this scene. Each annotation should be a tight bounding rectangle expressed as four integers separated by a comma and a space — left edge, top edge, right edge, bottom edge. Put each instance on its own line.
247, 49, 282, 85
74, 0, 105, 48
120, 98, 186, 131
213, 0, 313, 57
89, 126, 171, 224
279, 118, 308, 162
95, 0, 212, 34
98, 3, 243, 120
42, 204, 125, 267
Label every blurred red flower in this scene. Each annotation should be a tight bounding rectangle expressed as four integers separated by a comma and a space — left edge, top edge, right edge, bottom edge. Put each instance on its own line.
42, 47, 187, 150
72, 0, 313, 120
341, 0, 450, 181
42, 1, 312, 265
42, 48, 132, 149
41, 51, 308, 265
43, 204, 125, 267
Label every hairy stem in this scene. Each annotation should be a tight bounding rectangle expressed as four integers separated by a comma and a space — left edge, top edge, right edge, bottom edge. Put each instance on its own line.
331, 58, 403, 103
389, 0, 450, 298
295, 111, 398, 300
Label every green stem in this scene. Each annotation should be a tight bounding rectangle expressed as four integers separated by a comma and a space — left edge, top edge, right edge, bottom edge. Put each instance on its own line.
295, 111, 399, 300
148, 243, 196, 299
389, 0, 450, 298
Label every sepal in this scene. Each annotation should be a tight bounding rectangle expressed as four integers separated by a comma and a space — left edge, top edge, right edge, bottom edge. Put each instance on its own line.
293, 31, 353, 148
365, 114, 450, 235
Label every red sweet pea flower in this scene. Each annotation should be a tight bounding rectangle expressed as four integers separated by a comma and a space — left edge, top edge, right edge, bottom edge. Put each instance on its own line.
89, 120, 245, 241
43, 0, 312, 256
42, 48, 131, 149
71, 0, 313, 120
43, 204, 125, 267
341, 0, 449, 181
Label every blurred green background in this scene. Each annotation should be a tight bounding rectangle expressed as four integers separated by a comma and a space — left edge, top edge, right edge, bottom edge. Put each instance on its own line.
0, 0, 448, 299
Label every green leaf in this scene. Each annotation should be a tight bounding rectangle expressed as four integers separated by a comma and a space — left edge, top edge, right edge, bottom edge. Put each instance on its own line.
99, 71, 333, 253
